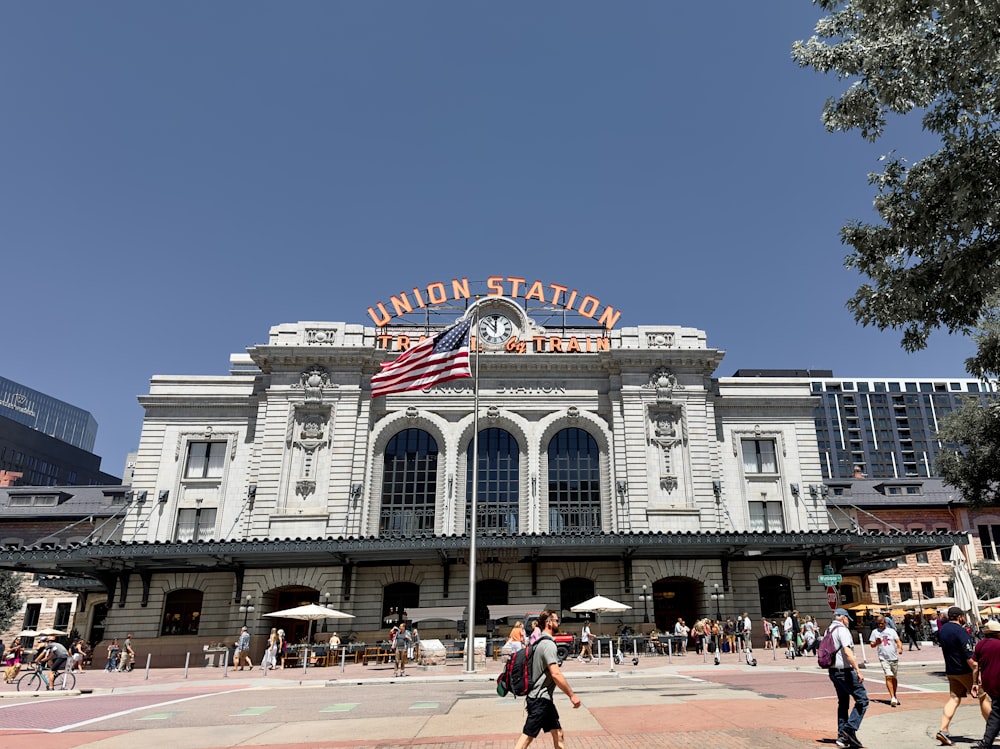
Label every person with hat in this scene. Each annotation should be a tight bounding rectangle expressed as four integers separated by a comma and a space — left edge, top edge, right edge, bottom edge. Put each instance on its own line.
971, 619, 1000, 749
936, 606, 989, 745
828, 607, 868, 749
869, 614, 904, 707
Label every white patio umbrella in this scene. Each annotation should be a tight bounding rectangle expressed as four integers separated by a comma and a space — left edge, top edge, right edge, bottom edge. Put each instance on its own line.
18, 629, 38, 637
265, 604, 355, 671
570, 595, 632, 672
951, 544, 982, 633
36, 627, 68, 636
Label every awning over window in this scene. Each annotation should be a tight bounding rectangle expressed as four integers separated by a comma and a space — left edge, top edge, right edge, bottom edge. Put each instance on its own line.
407, 606, 467, 623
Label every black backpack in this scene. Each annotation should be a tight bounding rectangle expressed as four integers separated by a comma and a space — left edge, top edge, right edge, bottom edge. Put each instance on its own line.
497, 636, 546, 697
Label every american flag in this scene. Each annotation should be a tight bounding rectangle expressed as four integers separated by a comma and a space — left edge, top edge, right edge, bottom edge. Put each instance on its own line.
371, 317, 473, 398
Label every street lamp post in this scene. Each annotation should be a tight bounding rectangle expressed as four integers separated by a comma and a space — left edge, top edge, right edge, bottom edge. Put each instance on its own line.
239, 594, 255, 628
639, 584, 651, 624
321, 592, 330, 632
711, 583, 724, 622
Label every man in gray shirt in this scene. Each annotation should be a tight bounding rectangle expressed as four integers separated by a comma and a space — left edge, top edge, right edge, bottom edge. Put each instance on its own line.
515, 609, 581, 749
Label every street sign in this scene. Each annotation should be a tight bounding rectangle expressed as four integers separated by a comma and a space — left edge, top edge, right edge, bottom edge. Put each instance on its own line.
827, 586, 839, 610
818, 574, 843, 586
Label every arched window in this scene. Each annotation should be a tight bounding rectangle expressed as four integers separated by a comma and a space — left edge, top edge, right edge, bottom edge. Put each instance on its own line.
547, 428, 601, 531
380, 429, 438, 537
161, 589, 203, 636
560, 577, 595, 622
757, 575, 793, 618
466, 428, 519, 534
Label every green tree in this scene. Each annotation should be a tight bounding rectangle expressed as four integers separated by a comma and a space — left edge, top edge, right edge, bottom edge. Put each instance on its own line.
0, 571, 24, 631
792, 2, 1000, 359
967, 561, 1000, 602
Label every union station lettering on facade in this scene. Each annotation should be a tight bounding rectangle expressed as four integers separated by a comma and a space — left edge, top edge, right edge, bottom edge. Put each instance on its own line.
0, 278, 957, 665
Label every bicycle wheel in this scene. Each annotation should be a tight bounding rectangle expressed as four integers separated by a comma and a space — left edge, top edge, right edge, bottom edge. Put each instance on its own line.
16, 671, 42, 692
55, 670, 76, 690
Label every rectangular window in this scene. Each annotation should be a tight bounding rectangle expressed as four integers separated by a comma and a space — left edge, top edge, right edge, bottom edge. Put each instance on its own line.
915, 552, 929, 564
898, 582, 912, 601
748, 500, 784, 532
184, 441, 226, 479
876, 582, 890, 605
23, 602, 41, 630
742, 439, 777, 474
939, 531, 952, 562
922, 581, 935, 598
175, 507, 217, 541
54, 602, 72, 630
979, 524, 1000, 561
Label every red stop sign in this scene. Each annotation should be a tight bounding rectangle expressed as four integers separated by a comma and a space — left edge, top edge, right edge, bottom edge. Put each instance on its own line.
827, 586, 839, 610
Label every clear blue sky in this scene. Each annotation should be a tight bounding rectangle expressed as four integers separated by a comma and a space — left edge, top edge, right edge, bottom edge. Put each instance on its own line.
1, 2, 969, 476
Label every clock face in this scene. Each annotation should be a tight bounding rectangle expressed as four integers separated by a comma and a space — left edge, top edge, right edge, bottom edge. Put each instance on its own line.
478, 313, 514, 345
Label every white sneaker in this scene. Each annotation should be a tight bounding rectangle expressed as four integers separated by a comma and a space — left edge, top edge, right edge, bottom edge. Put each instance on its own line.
890, 697, 899, 706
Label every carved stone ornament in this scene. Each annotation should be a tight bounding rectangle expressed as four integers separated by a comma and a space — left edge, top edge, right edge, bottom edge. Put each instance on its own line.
646, 368, 683, 403
305, 327, 338, 345
486, 405, 500, 420
405, 406, 419, 419
646, 331, 675, 349
296, 479, 316, 497
567, 406, 580, 419
295, 366, 333, 401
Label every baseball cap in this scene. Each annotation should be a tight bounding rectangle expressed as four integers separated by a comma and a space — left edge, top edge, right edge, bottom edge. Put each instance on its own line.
833, 607, 853, 621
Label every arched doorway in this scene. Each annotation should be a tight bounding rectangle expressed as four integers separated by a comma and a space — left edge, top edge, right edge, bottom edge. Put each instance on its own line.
651, 577, 700, 639
268, 586, 319, 644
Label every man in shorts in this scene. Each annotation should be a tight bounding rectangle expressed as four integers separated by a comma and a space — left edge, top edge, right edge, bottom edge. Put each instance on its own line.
869, 615, 903, 706
36, 637, 70, 690
514, 609, 581, 749
936, 606, 989, 745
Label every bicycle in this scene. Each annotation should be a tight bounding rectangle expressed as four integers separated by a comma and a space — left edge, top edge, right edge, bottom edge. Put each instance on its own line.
16, 666, 76, 692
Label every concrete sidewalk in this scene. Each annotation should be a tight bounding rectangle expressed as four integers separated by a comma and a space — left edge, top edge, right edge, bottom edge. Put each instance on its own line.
1, 643, 987, 749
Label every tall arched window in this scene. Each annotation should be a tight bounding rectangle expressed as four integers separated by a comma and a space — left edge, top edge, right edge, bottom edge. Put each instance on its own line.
476, 579, 509, 631
466, 428, 519, 533
547, 428, 601, 531
161, 589, 203, 635
560, 577, 595, 622
383, 581, 420, 626
381, 429, 438, 537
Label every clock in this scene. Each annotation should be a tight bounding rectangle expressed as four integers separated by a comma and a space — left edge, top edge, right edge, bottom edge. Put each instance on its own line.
478, 313, 514, 345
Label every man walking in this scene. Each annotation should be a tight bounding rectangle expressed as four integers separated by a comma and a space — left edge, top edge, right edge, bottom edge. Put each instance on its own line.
869, 615, 903, 706
827, 607, 868, 749
971, 619, 1000, 749
937, 606, 988, 745
514, 609, 581, 749
235, 626, 253, 671
392, 622, 412, 677
117, 633, 135, 672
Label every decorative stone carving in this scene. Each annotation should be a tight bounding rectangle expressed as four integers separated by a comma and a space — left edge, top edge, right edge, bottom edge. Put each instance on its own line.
646, 368, 683, 403
295, 366, 333, 402
296, 479, 316, 497
305, 327, 338, 345
405, 406, 419, 419
567, 406, 580, 419
649, 405, 684, 493
646, 331, 675, 349
486, 405, 500, 420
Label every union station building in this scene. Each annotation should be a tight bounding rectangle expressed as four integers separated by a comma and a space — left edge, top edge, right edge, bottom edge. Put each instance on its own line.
0, 277, 958, 662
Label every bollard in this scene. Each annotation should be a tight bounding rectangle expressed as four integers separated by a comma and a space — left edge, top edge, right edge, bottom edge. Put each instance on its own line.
144, 652, 152, 680
341, 646, 347, 674
857, 631, 868, 668
183, 652, 190, 680
223, 647, 230, 678
667, 635, 673, 664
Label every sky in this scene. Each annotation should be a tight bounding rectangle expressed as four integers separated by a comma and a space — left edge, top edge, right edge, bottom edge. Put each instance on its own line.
1, 2, 973, 477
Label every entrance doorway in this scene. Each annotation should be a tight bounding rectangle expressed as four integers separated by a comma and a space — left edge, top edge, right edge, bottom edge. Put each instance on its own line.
652, 577, 700, 642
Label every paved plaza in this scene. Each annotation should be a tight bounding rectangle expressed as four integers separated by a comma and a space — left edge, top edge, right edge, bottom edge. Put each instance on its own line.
0, 645, 989, 749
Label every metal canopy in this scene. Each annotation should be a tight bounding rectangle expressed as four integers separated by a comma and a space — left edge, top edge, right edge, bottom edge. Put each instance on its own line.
0, 530, 965, 580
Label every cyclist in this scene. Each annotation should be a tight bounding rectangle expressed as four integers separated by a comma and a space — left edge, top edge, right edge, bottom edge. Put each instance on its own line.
35, 637, 70, 690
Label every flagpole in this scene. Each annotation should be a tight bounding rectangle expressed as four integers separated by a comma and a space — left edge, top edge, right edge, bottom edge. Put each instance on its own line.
465, 303, 480, 673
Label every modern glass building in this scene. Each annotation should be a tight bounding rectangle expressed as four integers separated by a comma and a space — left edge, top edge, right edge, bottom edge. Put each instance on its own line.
0, 376, 98, 452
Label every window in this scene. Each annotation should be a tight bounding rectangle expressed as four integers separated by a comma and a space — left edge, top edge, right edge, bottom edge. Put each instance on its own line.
22, 602, 41, 630
742, 439, 777, 474
876, 582, 890, 605
748, 499, 784, 532
922, 581, 935, 598
898, 582, 912, 601
175, 507, 217, 541
380, 429, 438, 537
476, 579, 508, 629
54, 602, 72, 631
915, 552, 929, 564
979, 524, 1000, 561
939, 533, 952, 562
161, 589, 203, 635
465, 428, 519, 534
184, 441, 226, 479
547, 428, 602, 531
